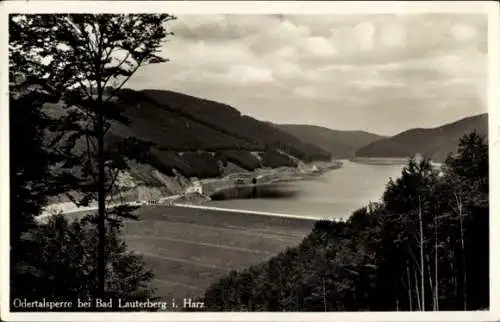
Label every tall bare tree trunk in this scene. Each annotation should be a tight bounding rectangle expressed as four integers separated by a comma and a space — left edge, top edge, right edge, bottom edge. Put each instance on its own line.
434, 213, 439, 311
426, 260, 435, 310
96, 43, 106, 299
407, 264, 413, 311
322, 277, 327, 312
455, 192, 467, 310
449, 246, 457, 305
414, 268, 421, 311
418, 196, 426, 311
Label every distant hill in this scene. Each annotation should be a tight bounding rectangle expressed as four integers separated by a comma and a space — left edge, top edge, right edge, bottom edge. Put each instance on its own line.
275, 124, 385, 158
44, 89, 332, 181
355, 113, 488, 162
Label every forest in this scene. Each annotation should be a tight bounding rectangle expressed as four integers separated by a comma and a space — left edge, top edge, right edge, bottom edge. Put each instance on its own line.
201, 132, 489, 311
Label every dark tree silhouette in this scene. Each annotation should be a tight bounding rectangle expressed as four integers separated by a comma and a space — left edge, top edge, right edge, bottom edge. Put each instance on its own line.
202, 132, 489, 312
9, 13, 176, 307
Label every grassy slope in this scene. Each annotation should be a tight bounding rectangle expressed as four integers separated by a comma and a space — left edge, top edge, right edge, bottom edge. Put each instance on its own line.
64, 206, 315, 302
355, 113, 488, 162
276, 124, 385, 158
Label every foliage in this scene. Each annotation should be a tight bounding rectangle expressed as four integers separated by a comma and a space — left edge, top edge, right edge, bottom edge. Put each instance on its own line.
148, 149, 222, 179
202, 132, 489, 311
9, 91, 70, 300
218, 150, 261, 171
9, 13, 175, 306
10, 12, 175, 207
261, 150, 297, 168
9, 94, 55, 247
12, 214, 155, 311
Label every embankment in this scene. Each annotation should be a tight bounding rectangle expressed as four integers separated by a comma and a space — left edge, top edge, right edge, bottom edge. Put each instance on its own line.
121, 205, 317, 301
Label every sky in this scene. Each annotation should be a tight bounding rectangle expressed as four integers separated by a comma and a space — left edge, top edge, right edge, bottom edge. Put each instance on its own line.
127, 13, 488, 136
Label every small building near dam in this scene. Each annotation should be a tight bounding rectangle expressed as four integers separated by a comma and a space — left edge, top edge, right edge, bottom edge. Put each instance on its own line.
186, 180, 203, 194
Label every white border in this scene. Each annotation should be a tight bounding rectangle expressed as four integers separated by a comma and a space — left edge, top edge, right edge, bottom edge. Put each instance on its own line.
1, 1, 499, 321
0, 1, 497, 14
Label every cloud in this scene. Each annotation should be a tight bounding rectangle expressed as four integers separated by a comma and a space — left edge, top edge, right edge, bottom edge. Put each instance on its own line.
226, 65, 274, 84
271, 61, 303, 81
378, 22, 407, 48
172, 14, 275, 41
349, 79, 406, 90
450, 23, 478, 42
303, 36, 338, 57
352, 22, 376, 51
127, 13, 488, 135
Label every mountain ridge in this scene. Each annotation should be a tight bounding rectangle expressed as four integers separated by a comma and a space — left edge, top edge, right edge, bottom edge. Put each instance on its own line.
275, 123, 386, 159
355, 113, 488, 162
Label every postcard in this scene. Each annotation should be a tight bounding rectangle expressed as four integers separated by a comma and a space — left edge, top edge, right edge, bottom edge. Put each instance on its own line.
1, 1, 498, 321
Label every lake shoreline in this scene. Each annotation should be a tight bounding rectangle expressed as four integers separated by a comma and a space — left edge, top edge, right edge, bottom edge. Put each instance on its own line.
38, 159, 405, 224
39, 159, 343, 219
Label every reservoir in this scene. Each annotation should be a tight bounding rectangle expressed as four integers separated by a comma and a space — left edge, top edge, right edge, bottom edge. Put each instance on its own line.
207, 160, 406, 220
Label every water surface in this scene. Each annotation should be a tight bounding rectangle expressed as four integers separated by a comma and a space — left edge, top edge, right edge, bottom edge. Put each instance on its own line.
208, 160, 406, 220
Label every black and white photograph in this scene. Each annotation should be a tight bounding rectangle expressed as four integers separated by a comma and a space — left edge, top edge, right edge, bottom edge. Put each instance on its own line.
1, 1, 498, 321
